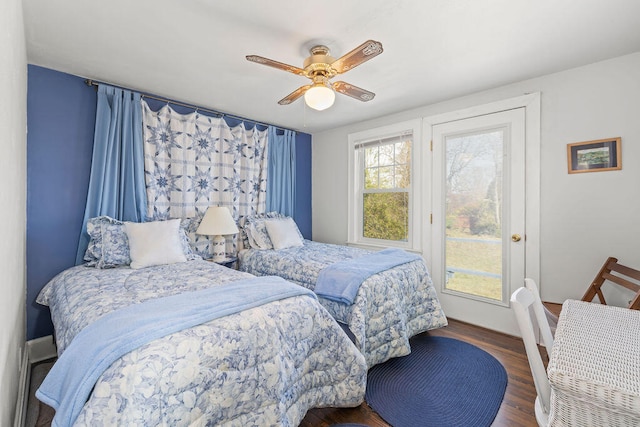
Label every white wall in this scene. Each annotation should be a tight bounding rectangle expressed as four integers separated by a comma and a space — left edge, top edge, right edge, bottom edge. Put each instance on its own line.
0, 0, 27, 424
313, 52, 640, 305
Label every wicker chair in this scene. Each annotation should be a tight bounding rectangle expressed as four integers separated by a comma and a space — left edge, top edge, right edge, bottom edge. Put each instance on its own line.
511, 278, 555, 427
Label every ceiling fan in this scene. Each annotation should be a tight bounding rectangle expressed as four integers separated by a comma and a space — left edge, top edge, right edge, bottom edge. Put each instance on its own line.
246, 40, 383, 111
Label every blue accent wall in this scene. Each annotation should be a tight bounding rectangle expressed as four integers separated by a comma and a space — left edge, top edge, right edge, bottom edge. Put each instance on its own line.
27, 65, 96, 340
26, 65, 312, 340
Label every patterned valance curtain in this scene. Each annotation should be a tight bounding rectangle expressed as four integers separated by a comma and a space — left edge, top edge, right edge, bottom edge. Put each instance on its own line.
141, 101, 268, 257
75, 84, 147, 265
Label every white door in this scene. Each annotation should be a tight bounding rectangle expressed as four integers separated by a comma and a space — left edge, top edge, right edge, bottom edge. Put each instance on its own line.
430, 108, 526, 335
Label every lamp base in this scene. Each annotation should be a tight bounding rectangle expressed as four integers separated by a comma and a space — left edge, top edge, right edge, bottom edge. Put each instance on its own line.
211, 235, 226, 262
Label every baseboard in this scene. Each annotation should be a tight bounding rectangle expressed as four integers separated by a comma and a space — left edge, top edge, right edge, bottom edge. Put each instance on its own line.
13, 335, 56, 427
13, 347, 30, 427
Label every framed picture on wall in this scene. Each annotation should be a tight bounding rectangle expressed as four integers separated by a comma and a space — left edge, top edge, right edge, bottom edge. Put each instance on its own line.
567, 137, 621, 174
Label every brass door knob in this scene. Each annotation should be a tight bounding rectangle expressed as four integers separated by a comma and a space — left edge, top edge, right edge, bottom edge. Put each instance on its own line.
511, 234, 522, 242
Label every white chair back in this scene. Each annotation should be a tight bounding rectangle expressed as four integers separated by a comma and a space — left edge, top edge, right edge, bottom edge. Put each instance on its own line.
511, 279, 553, 426
524, 278, 555, 350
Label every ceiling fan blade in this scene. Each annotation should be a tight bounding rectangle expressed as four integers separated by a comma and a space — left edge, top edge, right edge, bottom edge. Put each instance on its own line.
246, 55, 306, 76
278, 85, 312, 105
330, 40, 383, 74
333, 81, 375, 102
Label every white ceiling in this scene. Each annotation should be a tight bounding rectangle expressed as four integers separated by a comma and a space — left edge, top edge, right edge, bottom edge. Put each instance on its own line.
23, 0, 640, 134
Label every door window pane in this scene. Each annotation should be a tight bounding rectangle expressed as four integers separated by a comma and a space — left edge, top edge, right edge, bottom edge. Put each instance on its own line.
444, 130, 504, 300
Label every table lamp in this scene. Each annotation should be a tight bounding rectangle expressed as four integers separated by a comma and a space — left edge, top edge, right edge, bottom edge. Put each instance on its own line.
196, 206, 239, 262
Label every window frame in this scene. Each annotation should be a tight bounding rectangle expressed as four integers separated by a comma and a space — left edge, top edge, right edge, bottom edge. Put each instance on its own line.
347, 119, 422, 250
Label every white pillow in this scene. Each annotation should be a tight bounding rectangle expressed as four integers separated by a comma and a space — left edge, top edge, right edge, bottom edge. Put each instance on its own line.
125, 219, 187, 269
264, 217, 304, 250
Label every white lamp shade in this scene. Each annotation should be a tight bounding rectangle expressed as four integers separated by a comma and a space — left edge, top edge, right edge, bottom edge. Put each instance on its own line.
196, 206, 239, 236
304, 85, 335, 111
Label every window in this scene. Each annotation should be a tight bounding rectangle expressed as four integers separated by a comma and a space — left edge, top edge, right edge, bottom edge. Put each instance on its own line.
361, 135, 411, 241
348, 119, 421, 249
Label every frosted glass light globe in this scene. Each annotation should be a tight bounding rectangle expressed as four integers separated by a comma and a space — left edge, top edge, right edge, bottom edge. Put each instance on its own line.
304, 85, 336, 111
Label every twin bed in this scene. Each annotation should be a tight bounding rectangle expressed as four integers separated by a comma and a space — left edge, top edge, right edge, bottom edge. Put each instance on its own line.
239, 212, 448, 367
37, 260, 367, 426
240, 240, 448, 367
37, 214, 446, 426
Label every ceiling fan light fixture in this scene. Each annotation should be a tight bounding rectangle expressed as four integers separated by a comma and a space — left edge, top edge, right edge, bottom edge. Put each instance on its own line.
247, 40, 382, 108
304, 84, 335, 111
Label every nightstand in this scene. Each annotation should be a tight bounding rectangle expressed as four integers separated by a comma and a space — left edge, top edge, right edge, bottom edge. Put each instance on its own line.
207, 256, 237, 269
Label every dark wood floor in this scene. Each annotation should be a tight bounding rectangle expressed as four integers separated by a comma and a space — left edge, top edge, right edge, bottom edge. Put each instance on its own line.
300, 318, 543, 427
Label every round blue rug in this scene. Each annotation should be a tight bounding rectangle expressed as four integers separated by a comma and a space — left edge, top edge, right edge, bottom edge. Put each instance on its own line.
365, 335, 507, 427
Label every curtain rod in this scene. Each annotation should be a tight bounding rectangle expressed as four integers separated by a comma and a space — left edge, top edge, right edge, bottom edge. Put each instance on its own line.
84, 79, 291, 133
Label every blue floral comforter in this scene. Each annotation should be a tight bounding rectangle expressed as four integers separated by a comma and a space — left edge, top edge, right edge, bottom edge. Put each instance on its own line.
37, 260, 367, 426
239, 240, 448, 367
